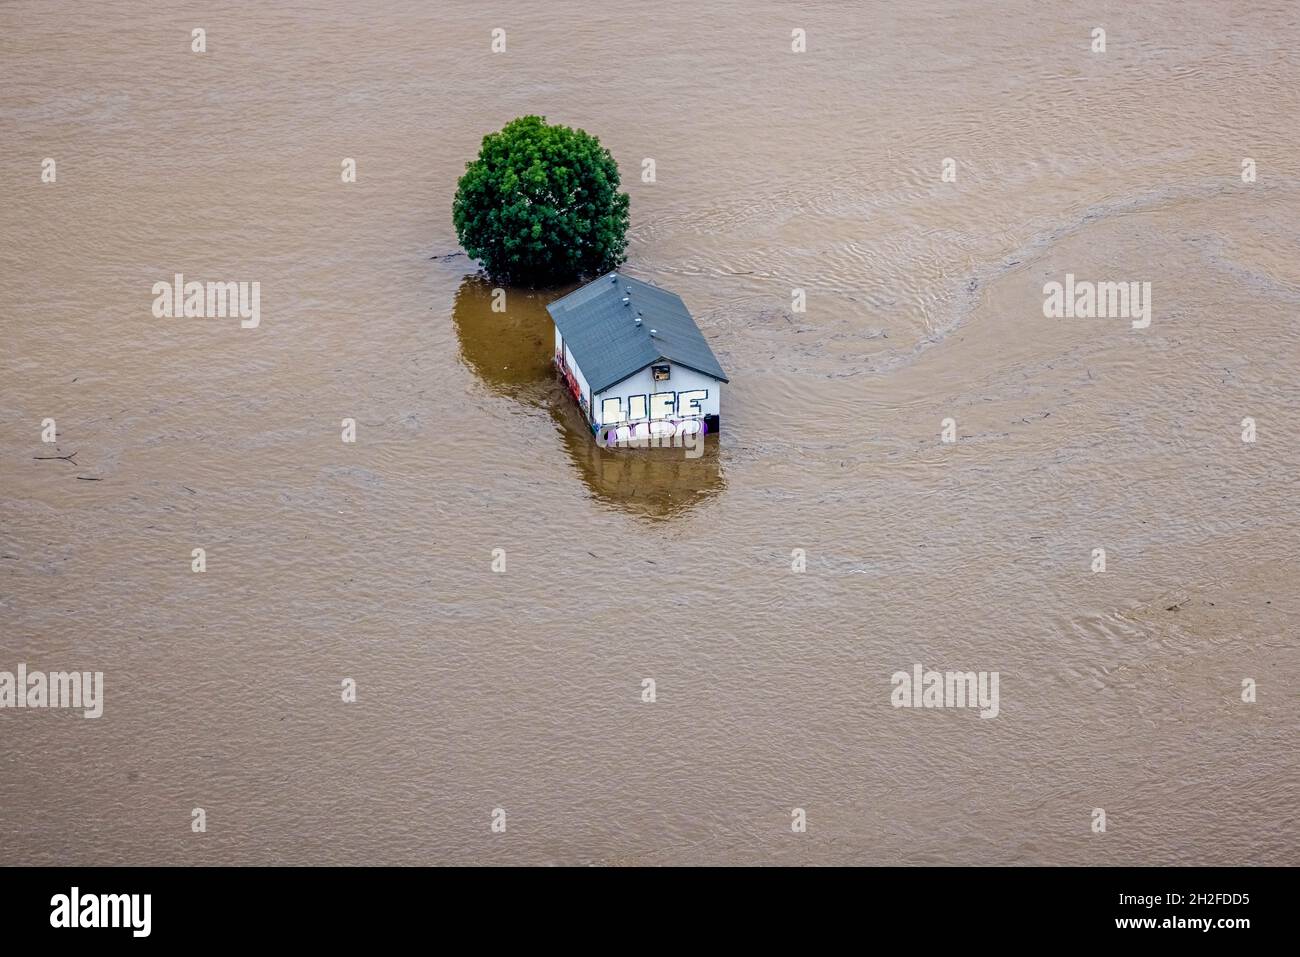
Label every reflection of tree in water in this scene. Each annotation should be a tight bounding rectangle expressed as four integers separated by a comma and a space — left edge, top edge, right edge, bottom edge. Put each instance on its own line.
451, 275, 565, 406
451, 274, 725, 520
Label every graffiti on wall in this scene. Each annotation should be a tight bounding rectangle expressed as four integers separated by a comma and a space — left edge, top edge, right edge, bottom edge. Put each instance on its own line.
596, 417, 707, 449
600, 389, 708, 425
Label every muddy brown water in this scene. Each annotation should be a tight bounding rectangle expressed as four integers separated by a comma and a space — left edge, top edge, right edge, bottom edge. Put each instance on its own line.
1, 1, 1297, 865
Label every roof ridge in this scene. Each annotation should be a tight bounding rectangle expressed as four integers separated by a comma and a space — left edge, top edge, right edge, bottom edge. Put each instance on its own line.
546, 270, 621, 309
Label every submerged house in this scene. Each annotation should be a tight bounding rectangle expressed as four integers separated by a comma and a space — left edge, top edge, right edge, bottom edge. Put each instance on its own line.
548, 272, 728, 442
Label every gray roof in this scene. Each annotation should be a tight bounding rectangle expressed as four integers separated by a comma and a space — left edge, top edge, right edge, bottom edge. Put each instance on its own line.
547, 272, 729, 394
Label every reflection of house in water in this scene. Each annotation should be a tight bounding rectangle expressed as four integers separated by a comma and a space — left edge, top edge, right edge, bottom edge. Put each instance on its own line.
547, 273, 728, 443
450, 273, 725, 519
549, 399, 725, 520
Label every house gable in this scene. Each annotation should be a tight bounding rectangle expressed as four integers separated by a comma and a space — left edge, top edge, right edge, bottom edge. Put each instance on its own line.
592, 360, 722, 426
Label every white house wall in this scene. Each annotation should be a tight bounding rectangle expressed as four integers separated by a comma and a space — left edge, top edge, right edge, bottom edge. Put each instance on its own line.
563, 343, 592, 413
593, 363, 721, 427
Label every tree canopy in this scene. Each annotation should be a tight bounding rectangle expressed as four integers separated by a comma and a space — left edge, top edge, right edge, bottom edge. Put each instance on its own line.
453, 116, 630, 286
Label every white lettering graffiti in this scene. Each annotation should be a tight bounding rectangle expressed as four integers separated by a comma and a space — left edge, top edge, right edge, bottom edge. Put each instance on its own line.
600, 390, 708, 425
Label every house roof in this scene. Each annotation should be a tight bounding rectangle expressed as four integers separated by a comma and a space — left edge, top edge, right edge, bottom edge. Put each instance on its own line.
546, 272, 729, 394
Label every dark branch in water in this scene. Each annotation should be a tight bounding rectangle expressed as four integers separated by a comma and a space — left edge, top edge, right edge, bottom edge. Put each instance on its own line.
34, 451, 78, 462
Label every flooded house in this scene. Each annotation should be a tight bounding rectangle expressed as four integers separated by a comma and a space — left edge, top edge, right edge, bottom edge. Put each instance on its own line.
548, 273, 728, 443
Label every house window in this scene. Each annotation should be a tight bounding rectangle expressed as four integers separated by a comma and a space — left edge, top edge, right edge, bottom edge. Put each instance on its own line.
652, 364, 670, 382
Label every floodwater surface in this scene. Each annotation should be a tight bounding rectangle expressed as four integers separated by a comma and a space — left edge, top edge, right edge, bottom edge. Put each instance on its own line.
1, 1, 1297, 865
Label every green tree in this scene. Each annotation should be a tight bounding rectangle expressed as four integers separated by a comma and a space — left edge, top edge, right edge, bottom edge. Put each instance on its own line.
453, 116, 630, 286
